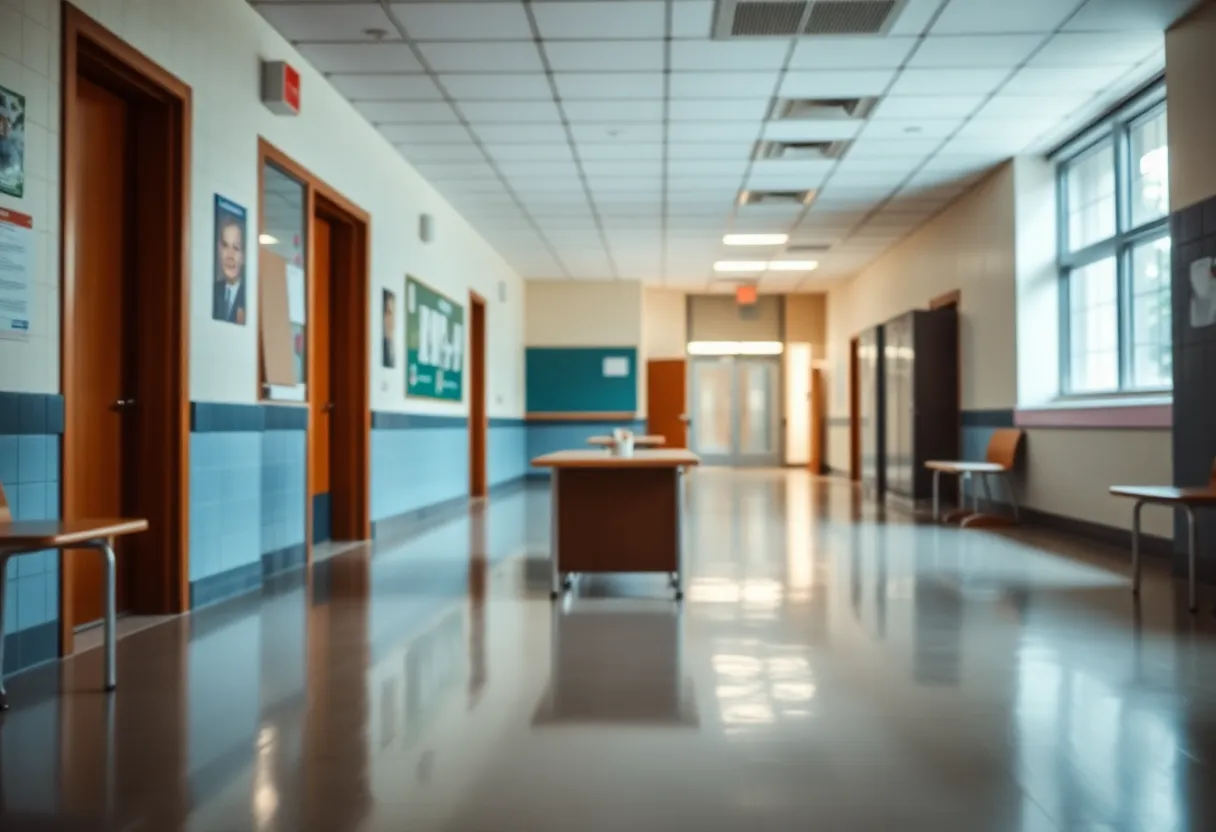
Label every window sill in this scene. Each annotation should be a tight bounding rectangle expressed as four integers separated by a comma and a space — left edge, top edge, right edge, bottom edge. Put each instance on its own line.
1015, 395, 1172, 429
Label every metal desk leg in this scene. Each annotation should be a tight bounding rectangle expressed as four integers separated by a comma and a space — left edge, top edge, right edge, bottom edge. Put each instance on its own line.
1131, 500, 1144, 596
100, 539, 118, 690
1001, 472, 1020, 522
980, 473, 994, 514
673, 468, 684, 601
550, 470, 562, 600
1186, 505, 1198, 614
931, 469, 941, 522
0, 553, 9, 709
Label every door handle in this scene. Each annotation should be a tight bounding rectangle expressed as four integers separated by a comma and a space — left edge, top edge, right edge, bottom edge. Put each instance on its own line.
110, 398, 135, 411
323, 401, 335, 413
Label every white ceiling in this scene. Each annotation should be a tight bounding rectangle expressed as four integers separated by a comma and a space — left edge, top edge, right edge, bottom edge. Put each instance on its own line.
251, 0, 1194, 291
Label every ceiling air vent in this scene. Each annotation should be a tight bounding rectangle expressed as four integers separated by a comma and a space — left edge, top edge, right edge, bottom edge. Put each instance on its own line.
786, 243, 832, 254
756, 139, 851, 161
772, 97, 876, 121
740, 190, 812, 206
713, 0, 905, 39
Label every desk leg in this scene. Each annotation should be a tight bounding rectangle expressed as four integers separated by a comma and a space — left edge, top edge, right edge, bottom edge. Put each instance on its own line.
1001, 472, 1020, 522
549, 471, 562, 601
1131, 500, 1144, 597
0, 553, 9, 709
673, 468, 684, 601
931, 470, 940, 522
101, 538, 117, 690
1186, 505, 1198, 614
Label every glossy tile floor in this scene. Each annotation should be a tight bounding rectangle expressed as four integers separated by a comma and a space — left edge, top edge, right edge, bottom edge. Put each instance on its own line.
2, 469, 1216, 831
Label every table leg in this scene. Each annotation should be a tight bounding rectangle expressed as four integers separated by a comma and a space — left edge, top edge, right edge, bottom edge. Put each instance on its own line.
1131, 499, 1144, 596
1001, 471, 1020, 522
549, 470, 562, 600
980, 473, 994, 514
1186, 505, 1198, 614
673, 468, 684, 601
100, 538, 117, 691
0, 553, 9, 710
932, 469, 941, 522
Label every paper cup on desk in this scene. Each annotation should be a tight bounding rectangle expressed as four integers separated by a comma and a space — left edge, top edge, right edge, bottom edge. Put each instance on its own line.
612, 428, 635, 457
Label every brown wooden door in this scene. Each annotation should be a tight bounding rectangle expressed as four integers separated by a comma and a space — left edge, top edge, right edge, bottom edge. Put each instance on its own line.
810, 367, 825, 474
646, 359, 687, 449
311, 215, 332, 535
70, 77, 135, 623
469, 295, 486, 497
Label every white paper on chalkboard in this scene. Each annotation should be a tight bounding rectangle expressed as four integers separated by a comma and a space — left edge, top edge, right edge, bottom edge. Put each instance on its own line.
602, 356, 629, 377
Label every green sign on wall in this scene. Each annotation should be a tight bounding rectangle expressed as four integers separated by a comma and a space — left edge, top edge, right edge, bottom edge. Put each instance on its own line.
406, 276, 464, 401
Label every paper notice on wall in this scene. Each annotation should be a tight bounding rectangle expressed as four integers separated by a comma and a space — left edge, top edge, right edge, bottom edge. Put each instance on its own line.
602, 356, 629, 377
286, 263, 306, 325
0, 207, 33, 340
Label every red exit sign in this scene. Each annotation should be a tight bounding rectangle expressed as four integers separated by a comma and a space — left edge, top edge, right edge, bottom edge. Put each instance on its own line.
736, 284, 758, 305
262, 60, 301, 116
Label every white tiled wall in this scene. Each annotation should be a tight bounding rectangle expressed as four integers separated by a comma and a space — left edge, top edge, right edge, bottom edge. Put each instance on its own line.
0, 0, 526, 417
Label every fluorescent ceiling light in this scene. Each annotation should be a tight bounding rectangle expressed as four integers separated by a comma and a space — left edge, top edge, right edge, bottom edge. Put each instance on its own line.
768, 260, 819, 271
259, 234, 279, 245
688, 340, 785, 356
723, 233, 789, 246
713, 260, 768, 272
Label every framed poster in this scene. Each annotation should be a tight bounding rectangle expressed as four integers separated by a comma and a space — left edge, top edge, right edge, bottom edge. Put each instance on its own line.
212, 195, 248, 326
382, 288, 397, 368
0, 84, 25, 199
406, 276, 464, 401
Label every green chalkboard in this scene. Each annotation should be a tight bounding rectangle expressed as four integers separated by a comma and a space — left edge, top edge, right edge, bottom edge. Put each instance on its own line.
406, 276, 464, 401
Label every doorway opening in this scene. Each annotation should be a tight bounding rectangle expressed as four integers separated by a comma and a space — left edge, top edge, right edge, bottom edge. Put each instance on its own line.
848, 337, 860, 481
469, 292, 487, 499
688, 356, 783, 466
60, 5, 192, 653
258, 140, 370, 557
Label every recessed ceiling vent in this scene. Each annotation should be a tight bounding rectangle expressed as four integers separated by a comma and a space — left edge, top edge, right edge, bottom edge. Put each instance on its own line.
772, 97, 876, 121
740, 190, 812, 206
786, 243, 832, 254
756, 139, 851, 161
713, 0, 905, 39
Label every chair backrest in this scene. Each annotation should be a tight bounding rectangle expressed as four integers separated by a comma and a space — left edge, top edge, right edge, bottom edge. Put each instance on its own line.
0, 479, 10, 523
986, 428, 1024, 470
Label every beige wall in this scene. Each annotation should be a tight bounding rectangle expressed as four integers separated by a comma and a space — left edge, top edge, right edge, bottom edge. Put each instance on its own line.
643, 288, 687, 360
1166, 2, 1216, 211
784, 294, 827, 350
524, 281, 643, 347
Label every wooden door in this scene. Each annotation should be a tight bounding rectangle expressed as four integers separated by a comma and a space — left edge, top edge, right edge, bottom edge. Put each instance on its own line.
646, 359, 687, 449
810, 367, 825, 474
71, 77, 134, 622
311, 216, 333, 541
469, 294, 487, 497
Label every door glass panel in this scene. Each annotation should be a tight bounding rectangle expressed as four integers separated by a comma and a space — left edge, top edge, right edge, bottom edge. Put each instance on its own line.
737, 360, 774, 455
260, 161, 309, 400
693, 360, 732, 456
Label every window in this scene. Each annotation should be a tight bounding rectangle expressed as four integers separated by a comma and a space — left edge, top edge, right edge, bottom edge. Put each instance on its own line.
1058, 85, 1170, 395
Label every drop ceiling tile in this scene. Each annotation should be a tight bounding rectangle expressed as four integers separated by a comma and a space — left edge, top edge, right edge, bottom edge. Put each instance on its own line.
666, 159, 749, 176
298, 43, 421, 73
844, 139, 942, 159
829, 170, 903, 189
788, 35, 918, 68
931, 0, 1074, 34
938, 135, 1028, 156
581, 159, 663, 177
438, 73, 553, 100
667, 143, 755, 160
762, 120, 865, 142
750, 158, 835, 179
858, 119, 961, 139
553, 72, 665, 100
833, 157, 924, 175
671, 0, 715, 38
1063, 0, 1198, 31
873, 95, 984, 119
953, 118, 1058, 140
256, 3, 399, 42
886, 68, 1008, 95
668, 99, 770, 121
563, 99, 665, 122
355, 100, 459, 124
397, 143, 486, 162
974, 94, 1089, 120
670, 40, 788, 71
586, 177, 662, 193
473, 123, 570, 143
575, 143, 664, 160
668, 122, 761, 142
745, 173, 827, 191
459, 99, 564, 123
329, 73, 443, 100
496, 160, 581, 178
778, 70, 896, 99
890, 0, 951, 34
418, 41, 544, 73
544, 40, 665, 72
1002, 65, 1125, 94
533, 1, 665, 38
380, 123, 472, 143
570, 123, 665, 143
669, 72, 778, 99
485, 143, 575, 162
908, 35, 1042, 68
390, 2, 533, 40
412, 160, 499, 179
510, 178, 588, 194
1027, 32, 1161, 67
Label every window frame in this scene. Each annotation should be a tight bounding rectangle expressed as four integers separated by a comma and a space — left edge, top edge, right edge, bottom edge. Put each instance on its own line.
1056, 83, 1170, 398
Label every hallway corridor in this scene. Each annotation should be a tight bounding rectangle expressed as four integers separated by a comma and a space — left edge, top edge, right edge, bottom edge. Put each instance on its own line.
1, 470, 1214, 831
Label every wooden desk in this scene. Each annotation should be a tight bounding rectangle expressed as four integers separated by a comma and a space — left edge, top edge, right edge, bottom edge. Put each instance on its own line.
531, 449, 699, 600
0, 518, 148, 709
586, 435, 665, 449
1109, 484, 1216, 613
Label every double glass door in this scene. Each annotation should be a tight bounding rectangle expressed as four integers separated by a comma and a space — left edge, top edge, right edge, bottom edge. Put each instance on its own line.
689, 357, 782, 466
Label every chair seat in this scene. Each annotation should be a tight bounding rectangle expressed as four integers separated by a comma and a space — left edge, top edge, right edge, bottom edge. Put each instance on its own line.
925, 461, 1007, 473
1109, 486, 1216, 504
0, 518, 149, 550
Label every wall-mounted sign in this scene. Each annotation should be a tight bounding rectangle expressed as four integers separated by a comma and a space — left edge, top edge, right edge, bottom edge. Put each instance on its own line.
0, 207, 32, 339
1190, 257, 1216, 329
602, 355, 629, 378
0, 84, 25, 198
406, 276, 464, 401
261, 60, 301, 116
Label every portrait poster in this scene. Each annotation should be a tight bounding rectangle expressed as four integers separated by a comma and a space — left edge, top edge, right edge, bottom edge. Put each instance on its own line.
382, 289, 397, 368
405, 276, 464, 401
0, 85, 24, 199
212, 195, 249, 326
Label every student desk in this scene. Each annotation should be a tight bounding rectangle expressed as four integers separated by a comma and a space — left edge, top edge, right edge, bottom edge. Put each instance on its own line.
531, 449, 699, 600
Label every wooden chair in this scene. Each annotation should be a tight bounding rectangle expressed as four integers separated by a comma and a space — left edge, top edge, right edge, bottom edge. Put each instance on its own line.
0, 479, 148, 709
925, 428, 1024, 528
1110, 458, 1216, 613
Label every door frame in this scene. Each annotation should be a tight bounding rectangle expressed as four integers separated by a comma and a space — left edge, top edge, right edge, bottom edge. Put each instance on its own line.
929, 290, 962, 458
468, 291, 487, 499
848, 337, 860, 481
257, 139, 371, 554
60, 4, 193, 652
689, 355, 784, 466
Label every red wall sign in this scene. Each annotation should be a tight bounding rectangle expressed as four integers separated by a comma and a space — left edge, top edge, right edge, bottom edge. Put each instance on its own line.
261, 60, 301, 116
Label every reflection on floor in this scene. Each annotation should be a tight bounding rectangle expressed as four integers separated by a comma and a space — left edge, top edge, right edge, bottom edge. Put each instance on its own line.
1, 469, 1215, 831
